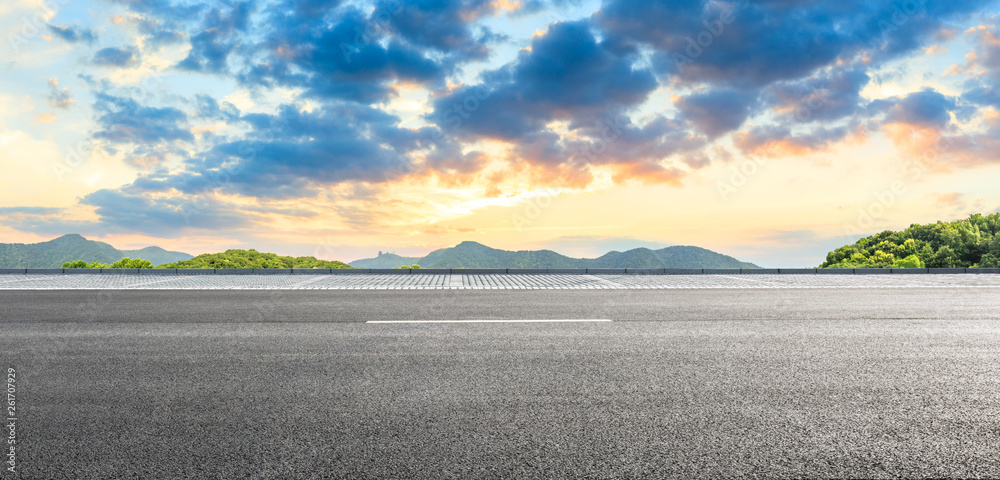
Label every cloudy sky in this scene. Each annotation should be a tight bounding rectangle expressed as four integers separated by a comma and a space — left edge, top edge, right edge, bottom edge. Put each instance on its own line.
2, 0, 1000, 266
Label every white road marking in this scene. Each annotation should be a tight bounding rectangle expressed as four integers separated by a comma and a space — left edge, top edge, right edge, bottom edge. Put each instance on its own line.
367, 319, 613, 324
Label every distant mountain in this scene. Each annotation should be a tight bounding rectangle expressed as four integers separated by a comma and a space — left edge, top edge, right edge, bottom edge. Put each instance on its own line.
350, 241, 759, 269
120, 246, 196, 267
348, 252, 423, 269
0, 234, 193, 268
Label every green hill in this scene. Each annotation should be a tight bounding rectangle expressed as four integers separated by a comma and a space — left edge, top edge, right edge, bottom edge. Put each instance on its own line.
350, 241, 759, 269
821, 213, 1000, 268
120, 246, 195, 267
346, 252, 423, 269
0, 234, 192, 268
159, 249, 353, 269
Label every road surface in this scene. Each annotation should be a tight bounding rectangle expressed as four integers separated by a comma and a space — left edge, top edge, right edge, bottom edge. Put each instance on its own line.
2, 286, 999, 478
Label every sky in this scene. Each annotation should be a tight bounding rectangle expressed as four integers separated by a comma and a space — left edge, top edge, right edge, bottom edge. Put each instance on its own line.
2, 0, 1000, 266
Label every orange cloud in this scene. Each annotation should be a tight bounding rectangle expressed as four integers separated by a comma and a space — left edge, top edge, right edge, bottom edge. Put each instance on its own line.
924, 45, 946, 55
33, 113, 57, 123
609, 162, 686, 186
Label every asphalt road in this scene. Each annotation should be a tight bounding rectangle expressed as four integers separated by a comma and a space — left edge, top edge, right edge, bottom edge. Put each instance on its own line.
2, 288, 1000, 478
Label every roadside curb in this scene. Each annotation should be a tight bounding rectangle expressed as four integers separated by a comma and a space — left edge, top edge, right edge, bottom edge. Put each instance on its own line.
3, 268, 997, 275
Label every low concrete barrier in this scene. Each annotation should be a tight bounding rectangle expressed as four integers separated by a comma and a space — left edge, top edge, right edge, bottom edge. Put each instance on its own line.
664, 268, 703, 274
139, 268, 177, 274
778, 268, 816, 274
180, 268, 216, 275
291, 268, 331, 274
854, 268, 889, 274
817, 268, 853, 274
546, 268, 580, 274
253, 268, 292, 274
968, 268, 1000, 274
928, 268, 966, 274
458, 268, 508, 274
10, 266, 1000, 275
65, 268, 102, 274
370, 268, 406, 274
216, 268, 253, 275
100, 268, 140, 274
587, 268, 626, 274
891, 268, 928, 274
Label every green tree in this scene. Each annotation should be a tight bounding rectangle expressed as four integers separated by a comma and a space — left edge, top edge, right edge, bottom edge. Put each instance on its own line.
891, 255, 924, 269
108, 257, 154, 269
869, 250, 896, 268
62, 260, 109, 268
978, 236, 1000, 267
927, 246, 959, 268
159, 249, 353, 269
820, 213, 1000, 268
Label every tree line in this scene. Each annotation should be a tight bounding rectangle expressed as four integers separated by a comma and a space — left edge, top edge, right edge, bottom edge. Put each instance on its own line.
63, 249, 353, 269
821, 213, 1000, 268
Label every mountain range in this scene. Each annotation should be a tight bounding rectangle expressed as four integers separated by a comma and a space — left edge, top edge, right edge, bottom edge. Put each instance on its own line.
0, 234, 193, 268
349, 241, 760, 269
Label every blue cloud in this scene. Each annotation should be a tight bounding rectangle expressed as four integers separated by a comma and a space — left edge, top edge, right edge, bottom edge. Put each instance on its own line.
873, 88, 962, 128
92, 46, 141, 67
596, 0, 990, 89
47, 24, 97, 44
373, 0, 496, 61
109, 101, 445, 203
963, 82, 1000, 108
240, 6, 445, 103
93, 92, 193, 144
0, 207, 64, 215
47, 79, 74, 109
734, 124, 853, 155
431, 20, 657, 141
676, 89, 757, 139
79, 188, 252, 235
194, 94, 240, 121
763, 68, 871, 123
176, 1, 254, 73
